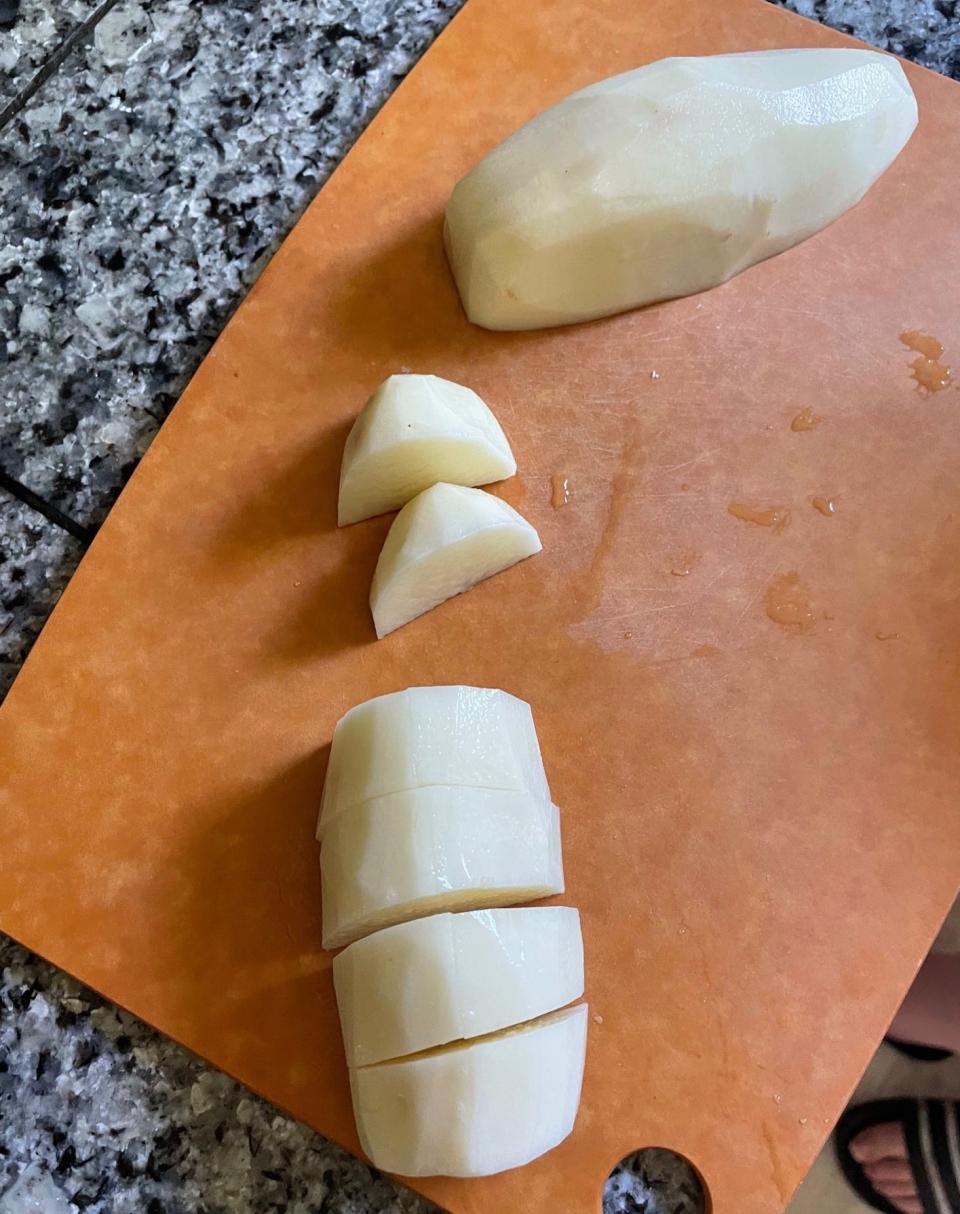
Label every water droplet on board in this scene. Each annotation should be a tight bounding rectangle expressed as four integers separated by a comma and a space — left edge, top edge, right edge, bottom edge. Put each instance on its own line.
909, 355, 952, 393
593, 1013, 604, 1025
728, 502, 791, 534
811, 496, 837, 517
901, 330, 944, 360
650, 370, 661, 380
691, 644, 719, 658
900, 330, 953, 394
875, 631, 901, 641
791, 407, 823, 432
765, 573, 816, 633
551, 475, 572, 509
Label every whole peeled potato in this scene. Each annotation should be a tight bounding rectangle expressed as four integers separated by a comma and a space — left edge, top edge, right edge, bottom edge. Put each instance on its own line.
444, 49, 918, 330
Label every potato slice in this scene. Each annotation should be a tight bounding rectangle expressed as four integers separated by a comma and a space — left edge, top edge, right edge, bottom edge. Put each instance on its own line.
320, 787, 563, 949
444, 49, 918, 330
338, 374, 516, 525
333, 906, 583, 1066
318, 685, 550, 839
350, 1003, 588, 1177
370, 482, 541, 637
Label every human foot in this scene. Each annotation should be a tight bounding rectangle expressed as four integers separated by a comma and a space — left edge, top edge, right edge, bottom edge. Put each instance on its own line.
835, 1099, 960, 1214
849, 1122, 921, 1214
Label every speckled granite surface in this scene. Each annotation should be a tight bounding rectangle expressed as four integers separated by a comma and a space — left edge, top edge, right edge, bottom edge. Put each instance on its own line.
0, 498, 83, 694
0, 0, 98, 102
770, 0, 960, 72
1, 0, 958, 1210
0, 0, 463, 537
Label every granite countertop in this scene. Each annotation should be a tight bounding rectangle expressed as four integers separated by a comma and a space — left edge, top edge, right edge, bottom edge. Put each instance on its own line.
1, 1, 958, 1210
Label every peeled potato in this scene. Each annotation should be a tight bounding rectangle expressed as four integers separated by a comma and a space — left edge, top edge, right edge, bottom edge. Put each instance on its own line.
444, 49, 918, 330
333, 906, 583, 1066
319, 787, 563, 949
370, 482, 541, 637
318, 685, 550, 839
351, 1003, 588, 1177
338, 374, 516, 525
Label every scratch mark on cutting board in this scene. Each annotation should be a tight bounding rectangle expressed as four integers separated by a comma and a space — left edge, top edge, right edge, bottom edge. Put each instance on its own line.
727, 556, 783, 639
577, 414, 646, 617
690, 927, 732, 1073
660, 448, 720, 475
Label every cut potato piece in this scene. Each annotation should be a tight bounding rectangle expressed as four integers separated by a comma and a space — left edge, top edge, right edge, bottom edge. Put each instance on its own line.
444, 49, 918, 330
320, 787, 563, 949
333, 906, 583, 1066
318, 685, 550, 839
338, 374, 516, 525
351, 1003, 588, 1177
370, 482, 541, 637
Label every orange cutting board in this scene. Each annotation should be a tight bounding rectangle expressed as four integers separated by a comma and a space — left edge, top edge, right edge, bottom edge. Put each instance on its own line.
3, 0, 960, 1210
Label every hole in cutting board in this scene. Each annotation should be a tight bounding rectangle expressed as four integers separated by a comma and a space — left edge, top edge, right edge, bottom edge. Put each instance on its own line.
603, 1147, 708, 1214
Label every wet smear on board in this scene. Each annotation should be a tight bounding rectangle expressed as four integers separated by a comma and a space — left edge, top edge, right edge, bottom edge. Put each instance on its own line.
551, 475, 572, 509
790, 407, 823, 432
728, 502, 790, 534
765, 572, 816, 633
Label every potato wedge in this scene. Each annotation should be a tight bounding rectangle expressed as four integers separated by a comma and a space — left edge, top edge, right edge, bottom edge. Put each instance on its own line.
370, 482, 541, 637
338, 374, 516, 525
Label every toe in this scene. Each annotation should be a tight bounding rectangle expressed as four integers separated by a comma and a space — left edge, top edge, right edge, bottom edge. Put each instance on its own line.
864, 1158, 913, 1184
895, 1200, 923, 1214
882, 1183, 920, 1200
850, 1122, 908, 1164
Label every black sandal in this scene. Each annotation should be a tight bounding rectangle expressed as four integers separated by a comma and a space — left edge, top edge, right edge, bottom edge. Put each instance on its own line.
885, 1036, 954, 1063
835, 1098, 960, 1214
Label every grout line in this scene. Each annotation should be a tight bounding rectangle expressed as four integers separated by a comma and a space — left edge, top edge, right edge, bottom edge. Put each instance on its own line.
0, 0, 126, 132
0, 470, 95, 545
